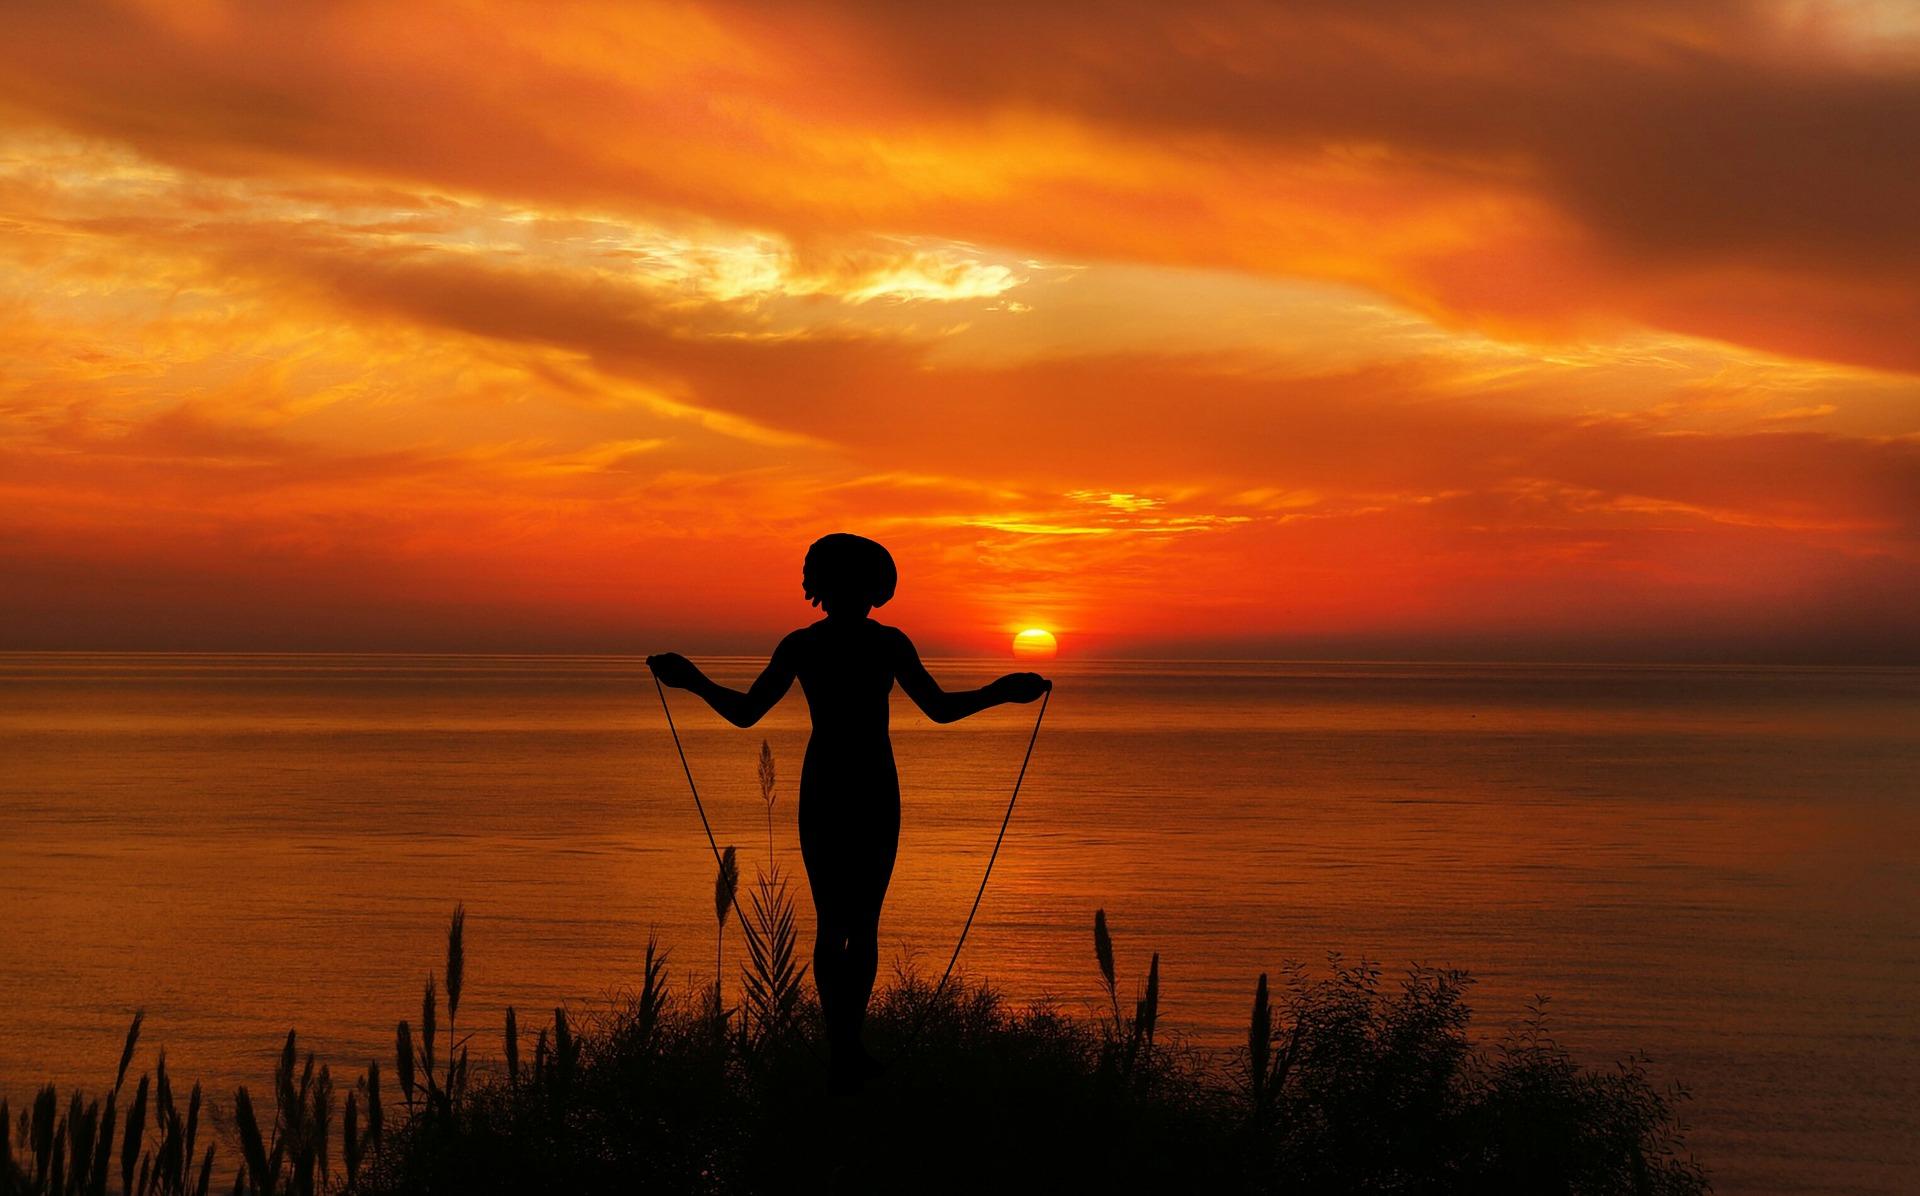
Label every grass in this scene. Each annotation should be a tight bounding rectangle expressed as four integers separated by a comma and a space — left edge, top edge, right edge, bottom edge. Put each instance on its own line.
3, 747, 1708, 1194
4, 908, 1709, 1196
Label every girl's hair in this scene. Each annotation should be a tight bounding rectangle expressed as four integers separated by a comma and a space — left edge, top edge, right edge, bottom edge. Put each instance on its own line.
803, 533, 897, 610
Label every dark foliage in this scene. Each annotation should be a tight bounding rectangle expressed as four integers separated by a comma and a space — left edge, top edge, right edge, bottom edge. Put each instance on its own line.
5, 913, 1707, 1196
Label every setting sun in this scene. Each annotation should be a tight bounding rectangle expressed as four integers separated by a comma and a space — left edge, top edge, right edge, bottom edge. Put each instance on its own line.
1012, 628, 1058, 659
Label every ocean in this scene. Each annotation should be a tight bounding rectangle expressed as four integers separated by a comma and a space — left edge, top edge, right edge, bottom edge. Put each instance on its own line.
2, 654, 1915, 1192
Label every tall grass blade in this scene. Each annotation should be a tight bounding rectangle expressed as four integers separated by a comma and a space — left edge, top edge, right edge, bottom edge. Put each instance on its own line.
90, 1092, 116, 1196
29, 1084, 55, 1188
446, 904, 466, 1025
638, 936, 667, 1042
1093, 909, 1121, 1034
184, 1081, 202, 1182
116, 1012, 144, 1094
194, 1144, 215, 1196
274, 1033, 297, 1137
64, 1092, 91, 1195
714, 846, 739, 1004
395, 1022, 415, 1105
420, 976, 437, 1094
155, 1050, 173, 1130
232, 1088, 270, 1196
505, 1006, 520, 1087
715, 845, 739, 927
314, 1064, 333, 1182
121, 1072, 148, 1196
365, 1058, 383, 1143
739, 867, 808, 1044
1248, 972, 1272, 1117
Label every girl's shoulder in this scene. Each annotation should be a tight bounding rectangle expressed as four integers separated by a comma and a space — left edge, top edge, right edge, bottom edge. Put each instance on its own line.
869, 621, 918, 660
786, 618, 910, 650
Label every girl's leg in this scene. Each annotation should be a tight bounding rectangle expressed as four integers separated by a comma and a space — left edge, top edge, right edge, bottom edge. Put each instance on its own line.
839, 803, 899, 1061
841, 907, 881, 1053
800, 806, 854, 1056
798, 787, 898, 1073
812, 916, 850, 1050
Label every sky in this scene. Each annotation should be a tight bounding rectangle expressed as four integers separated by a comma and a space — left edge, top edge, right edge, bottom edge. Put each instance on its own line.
0, 0, 1916, 660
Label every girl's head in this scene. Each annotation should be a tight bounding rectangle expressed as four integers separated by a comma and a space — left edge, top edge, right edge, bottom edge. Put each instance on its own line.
804, 533, 896, 614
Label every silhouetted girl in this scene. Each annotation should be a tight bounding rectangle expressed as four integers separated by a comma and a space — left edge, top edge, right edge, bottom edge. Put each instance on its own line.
648, 533, 1049, 1084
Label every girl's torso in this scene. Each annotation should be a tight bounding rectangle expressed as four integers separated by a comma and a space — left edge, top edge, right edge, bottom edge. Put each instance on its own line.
790, 619, 901, 796
790, 618, 898, 735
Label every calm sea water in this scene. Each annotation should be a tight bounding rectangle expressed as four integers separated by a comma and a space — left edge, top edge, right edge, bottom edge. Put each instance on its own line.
2, 654, 1916, 1192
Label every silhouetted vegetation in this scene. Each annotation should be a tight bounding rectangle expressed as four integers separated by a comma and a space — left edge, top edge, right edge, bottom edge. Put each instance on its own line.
5, 904, 1707, 1195
5, 737, 1702, 1194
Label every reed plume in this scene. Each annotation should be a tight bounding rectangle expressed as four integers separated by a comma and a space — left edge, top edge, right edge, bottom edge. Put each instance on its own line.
505, 1006, 520, 1087
185, 1080, 203, 1186
714, 845, 739, 1009
365, 1058, 383, 1142
232, 1087, 269, 1194
758, 739, 777, 861
446, 904, 466, 1025
1125, 951, 1161, 1076
61, 1091, 87, 1194
30, 1086, 53, 1187
395, 1022, 415, 1107
420, 975, 437, 1096
636, 936, 668, 1043
1094, 909, 1122, 1035
738, 743, 807, 1046
116, 1011, 144, 1094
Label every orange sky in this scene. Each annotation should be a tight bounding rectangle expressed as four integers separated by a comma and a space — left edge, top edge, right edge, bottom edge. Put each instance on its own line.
1, 0, 1916, 659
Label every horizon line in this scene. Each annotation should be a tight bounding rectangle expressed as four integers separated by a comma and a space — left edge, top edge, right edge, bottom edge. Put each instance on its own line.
2, 648, 1914, 670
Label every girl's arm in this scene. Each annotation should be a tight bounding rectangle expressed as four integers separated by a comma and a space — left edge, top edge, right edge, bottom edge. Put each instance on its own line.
648, 638, 798, 728
891, 629, 1049, 725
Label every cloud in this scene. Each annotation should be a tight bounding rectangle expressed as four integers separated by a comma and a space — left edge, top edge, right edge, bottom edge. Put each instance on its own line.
0, 2, 1915, 368
1, 12, 1916, 659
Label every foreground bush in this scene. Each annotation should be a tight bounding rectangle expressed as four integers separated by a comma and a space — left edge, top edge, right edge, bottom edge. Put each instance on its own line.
4, 907, 1707, 1196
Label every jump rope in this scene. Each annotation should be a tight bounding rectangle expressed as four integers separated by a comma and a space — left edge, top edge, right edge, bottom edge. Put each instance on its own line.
652, 672, 1051, 1037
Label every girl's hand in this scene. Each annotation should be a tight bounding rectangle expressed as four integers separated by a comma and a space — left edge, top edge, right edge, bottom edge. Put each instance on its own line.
995, 672, 1051, 703
647, 652, 700, 689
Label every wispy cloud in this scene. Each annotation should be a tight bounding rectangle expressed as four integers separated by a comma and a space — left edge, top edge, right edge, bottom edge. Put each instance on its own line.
0, 5, 1914, 657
